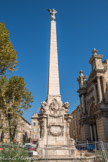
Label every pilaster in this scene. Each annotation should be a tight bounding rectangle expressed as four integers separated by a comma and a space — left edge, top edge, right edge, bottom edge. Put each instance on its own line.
97, 76, 102, 103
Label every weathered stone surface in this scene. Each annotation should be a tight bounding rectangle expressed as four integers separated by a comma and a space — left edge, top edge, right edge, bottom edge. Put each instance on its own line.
37, 9, 76, 158
38, 98, 74, 157
74, 49, 108, 142
33, 156, 97, 162
47, 19, 61, 104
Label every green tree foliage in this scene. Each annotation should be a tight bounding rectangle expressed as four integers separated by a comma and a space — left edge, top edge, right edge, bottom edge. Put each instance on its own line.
0, 144, 29, 162
0, 76, 33, 142
0, 23, 17, 75
0, 22, 33, 144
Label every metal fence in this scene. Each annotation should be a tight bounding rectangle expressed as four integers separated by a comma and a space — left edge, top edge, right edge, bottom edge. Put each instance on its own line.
0, 142, 108, 161
75, 141, 108, 162
37, 141, 108, 162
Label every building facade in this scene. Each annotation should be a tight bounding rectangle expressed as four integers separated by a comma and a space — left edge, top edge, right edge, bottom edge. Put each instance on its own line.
0, 115, 31, 144
16, 116, 31, 144
77, 48, 108, 142
31, 113, 40, 144
70, 106, 81, 142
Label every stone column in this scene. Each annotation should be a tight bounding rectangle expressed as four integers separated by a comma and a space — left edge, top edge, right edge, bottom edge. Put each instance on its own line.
97, 76, 102, 102
101, 77, 105, 96
93, 125, 97, 141
80, 96, 82, 113
90, 125, 93, 141
83, 94, 86, 113
93, 83, 98, 104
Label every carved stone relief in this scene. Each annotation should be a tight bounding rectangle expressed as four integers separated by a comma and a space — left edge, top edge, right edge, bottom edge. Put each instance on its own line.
48, 125, 64, 136
41, 101, 47, 113
40, 121, 44, 138
48, 115, 63, 126
63, 102, 70, 113
49, 99, 60, 112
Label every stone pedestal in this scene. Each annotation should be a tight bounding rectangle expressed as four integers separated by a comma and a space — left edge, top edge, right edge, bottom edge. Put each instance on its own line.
38, 99, 76, 157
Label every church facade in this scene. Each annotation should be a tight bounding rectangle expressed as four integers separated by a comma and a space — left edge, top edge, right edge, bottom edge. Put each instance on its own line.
75, 48, 108, 142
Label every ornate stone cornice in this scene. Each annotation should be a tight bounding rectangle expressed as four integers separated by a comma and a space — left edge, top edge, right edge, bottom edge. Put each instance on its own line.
77, 87, 86, 95
95, 69, 106, 73
86, 69, 106, 88
79, 105, 108, 125
92, 107, 108, 119
89, 53, 103, 64
49, 114, 62, 118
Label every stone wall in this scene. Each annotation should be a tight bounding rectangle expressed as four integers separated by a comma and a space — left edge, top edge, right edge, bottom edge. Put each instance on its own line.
81, 124, 90, 141
96, 117, 105, 141
102, 117, 108, 141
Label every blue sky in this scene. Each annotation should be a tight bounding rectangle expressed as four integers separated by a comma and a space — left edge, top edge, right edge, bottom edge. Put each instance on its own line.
0, 0, 108, 123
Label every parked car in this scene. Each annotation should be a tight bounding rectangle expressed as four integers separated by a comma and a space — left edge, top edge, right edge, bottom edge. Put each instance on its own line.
29, 147, 36, 151
24, 144, 37, 157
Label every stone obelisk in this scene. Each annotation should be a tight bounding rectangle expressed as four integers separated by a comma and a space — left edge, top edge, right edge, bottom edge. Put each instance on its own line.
47, 9, 62, 105
38, 9, 75, 158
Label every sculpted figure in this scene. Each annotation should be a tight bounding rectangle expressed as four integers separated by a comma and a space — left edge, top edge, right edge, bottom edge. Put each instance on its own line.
41, 101, 47, 108
63, 102, 70, 109
49, 99, 60, 111
63, 102, 70, 113
41, 101, 47, 113
48, 8, 57, 20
